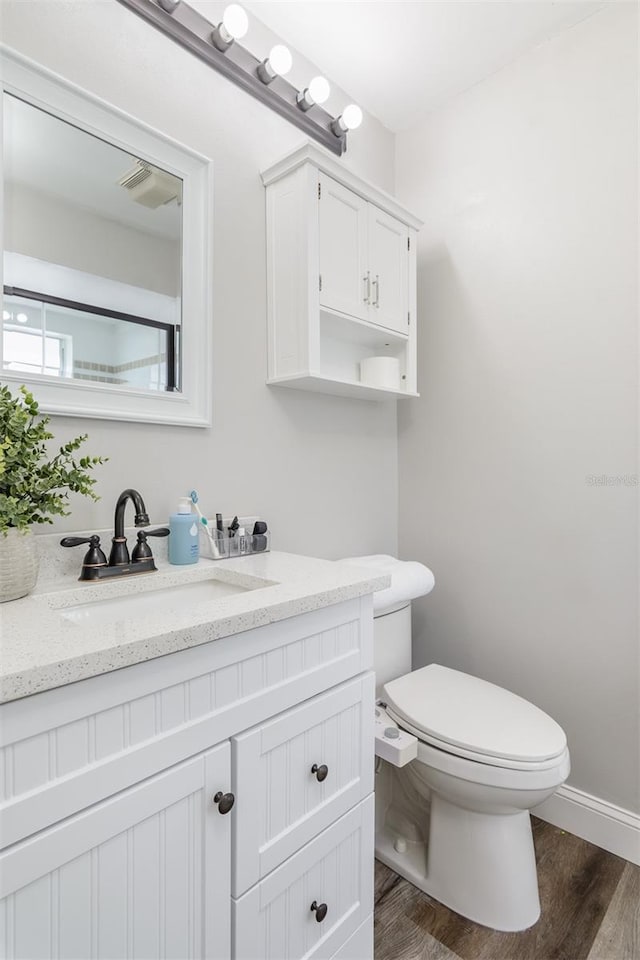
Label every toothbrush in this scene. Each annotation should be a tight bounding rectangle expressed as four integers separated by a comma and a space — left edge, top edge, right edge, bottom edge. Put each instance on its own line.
190, 490, 215, 542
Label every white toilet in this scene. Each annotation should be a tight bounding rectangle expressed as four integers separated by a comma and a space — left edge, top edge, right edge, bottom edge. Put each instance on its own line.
343, 555, 570, 933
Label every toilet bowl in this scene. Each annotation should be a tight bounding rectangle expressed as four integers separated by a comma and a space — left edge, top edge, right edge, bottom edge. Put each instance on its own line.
339, 555, 570, 933
381, 663, 570, 931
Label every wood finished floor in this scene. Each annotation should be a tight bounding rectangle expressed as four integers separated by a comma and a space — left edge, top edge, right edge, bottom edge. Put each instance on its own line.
374, 818, 640, 960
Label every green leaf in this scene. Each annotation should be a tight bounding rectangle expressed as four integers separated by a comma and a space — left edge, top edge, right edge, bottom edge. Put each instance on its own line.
0, 384, 108, 531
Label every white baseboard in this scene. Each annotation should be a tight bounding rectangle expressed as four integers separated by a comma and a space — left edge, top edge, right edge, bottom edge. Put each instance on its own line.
534, 784, 640, 866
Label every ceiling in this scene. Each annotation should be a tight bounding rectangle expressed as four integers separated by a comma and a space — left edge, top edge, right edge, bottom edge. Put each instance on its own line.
3, 94, 182, 240
245, 0, 608, 131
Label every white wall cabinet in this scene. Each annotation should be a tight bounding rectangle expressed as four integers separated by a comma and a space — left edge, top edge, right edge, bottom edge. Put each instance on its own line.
0, 598, 375, 960
262, 144, 422, 401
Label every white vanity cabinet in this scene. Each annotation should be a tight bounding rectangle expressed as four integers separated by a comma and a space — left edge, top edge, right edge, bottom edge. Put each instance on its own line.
262, 144, 422, 400
0, 597, 375, 960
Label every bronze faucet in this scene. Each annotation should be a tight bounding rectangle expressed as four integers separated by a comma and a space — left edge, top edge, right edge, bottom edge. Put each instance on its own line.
60, 489, 169, 581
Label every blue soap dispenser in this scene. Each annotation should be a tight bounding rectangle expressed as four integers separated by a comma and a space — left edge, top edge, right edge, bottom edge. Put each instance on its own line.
169, 497, 200, 565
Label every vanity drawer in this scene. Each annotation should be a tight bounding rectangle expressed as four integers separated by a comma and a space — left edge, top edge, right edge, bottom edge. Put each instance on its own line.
233, 794, 374, 960
232, 673, 375, 896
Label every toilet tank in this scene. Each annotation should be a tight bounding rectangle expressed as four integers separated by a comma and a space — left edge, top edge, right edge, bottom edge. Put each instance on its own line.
374, 603, 412, 698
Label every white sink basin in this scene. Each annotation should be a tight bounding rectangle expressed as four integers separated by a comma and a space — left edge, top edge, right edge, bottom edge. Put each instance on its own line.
59, 577, 262, 626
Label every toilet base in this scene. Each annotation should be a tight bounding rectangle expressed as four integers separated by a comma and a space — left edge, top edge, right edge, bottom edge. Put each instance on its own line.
375, 791, 541, 932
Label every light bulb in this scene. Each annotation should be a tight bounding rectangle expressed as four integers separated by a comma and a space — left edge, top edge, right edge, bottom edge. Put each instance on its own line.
297, 75, 331, 112
16, 312, 28, 324
331, 103, 363, 137
308, 76, 330, 105
269, 44, 292, 76
222, 4, 248, 40
257, 44, 293, 84
211, 3, 248, 51
342, 104, 362, 130
2, 310, 9, 322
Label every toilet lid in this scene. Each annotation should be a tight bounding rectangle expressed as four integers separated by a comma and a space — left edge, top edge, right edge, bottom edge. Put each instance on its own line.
383, 664, 567, 765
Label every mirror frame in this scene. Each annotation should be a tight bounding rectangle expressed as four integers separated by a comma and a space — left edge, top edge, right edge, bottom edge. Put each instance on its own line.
0, 46, 213, 427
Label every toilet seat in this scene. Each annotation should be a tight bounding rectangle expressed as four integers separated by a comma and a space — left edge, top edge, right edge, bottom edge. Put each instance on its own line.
383, 664, 568, 772
415, 736, 571, 791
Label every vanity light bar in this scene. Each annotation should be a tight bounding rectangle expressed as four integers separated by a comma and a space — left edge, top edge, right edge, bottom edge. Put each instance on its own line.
115, 0, 353, 157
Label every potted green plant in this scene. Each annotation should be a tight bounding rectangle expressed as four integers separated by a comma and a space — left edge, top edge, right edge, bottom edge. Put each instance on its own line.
0, 384, 106, 602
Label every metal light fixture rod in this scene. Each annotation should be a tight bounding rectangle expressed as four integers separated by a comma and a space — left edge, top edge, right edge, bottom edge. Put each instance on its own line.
116, 0, 347, 156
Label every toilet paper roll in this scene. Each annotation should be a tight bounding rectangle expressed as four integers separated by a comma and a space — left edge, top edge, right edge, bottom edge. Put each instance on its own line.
360, 356, 400, 390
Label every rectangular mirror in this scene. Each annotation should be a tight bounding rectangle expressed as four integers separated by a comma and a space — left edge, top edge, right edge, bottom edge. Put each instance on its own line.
1, 48, 212, 426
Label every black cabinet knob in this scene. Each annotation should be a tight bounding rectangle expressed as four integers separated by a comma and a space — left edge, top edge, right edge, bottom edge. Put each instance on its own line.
213, 791, 235, 814
311, 763, 328, 782
310, 901, 328, 923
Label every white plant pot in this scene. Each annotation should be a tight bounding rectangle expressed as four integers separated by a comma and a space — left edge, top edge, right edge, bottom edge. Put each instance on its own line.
0, 528, 39, 602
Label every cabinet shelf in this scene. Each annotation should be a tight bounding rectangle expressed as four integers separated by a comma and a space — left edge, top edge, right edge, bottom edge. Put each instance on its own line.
267, 373, 419, 401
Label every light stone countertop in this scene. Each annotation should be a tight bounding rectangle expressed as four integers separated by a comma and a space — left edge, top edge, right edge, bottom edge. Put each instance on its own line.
0, 550, 389, 704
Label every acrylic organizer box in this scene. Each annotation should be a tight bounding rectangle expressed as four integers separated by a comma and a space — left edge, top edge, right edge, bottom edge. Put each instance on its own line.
199, 525, 270, 560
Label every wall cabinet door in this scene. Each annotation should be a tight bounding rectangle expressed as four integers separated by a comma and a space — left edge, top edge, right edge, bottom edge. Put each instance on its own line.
367, 205, 409, 335
0, 743, 231, 960
318, 173, 369, 322
318, 174, 409, 336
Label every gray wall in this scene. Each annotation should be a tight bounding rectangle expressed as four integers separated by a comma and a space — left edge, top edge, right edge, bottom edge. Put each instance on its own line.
395, 4, 639, 812
2, 0, 398, 560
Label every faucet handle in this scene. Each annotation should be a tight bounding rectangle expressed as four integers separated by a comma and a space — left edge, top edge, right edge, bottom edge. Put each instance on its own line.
131, 528, 170, 563
60, 534, 108, 572
60, 535, 96, 548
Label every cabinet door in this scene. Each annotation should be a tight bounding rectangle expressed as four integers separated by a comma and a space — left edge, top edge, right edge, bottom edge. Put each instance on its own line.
318, 173, 369, 322
232, 674, 374, 895
0, 743, 231, 960
367, 204, 409, 335
233, 795, 374, 960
